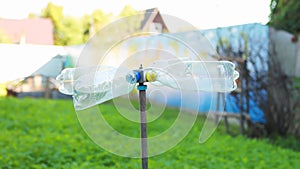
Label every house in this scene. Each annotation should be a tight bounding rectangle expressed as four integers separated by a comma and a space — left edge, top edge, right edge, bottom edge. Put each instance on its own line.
0, 18, 54, 45
0, 44, 66, 83
6, 55, 73, 99
140, 8, 169, 33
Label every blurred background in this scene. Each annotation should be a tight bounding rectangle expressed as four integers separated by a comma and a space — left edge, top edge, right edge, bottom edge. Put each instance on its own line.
0, 0, 299, 168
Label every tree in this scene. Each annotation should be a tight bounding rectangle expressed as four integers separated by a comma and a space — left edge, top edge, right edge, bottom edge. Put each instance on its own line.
268, 0, 300, 136
118, 5, 138, 18
81, 14, 93, 42
269, 0, 300, 36
60, 16, 85, 45
80, 10, 113, 43
39, 3, 143, 45
92, 10, 112, 31
42, 2, 64, 45
116, 5, 143, 34
213, 24, 300, 137
41, 2, 90, 45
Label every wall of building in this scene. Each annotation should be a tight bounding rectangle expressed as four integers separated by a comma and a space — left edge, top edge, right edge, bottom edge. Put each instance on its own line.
296, 40, 300, 77
269, 27, 300, 77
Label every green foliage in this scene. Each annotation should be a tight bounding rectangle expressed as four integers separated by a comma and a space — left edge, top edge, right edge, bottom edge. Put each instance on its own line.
269, 0, 300, 35
40, 3, 141, 46
294, 77, 300, 90
0, 28, 11, 43
116, 5, 143, 35
41, 2, 65, 45
292, 77, 300, 129
28, 13, 39, 19
118, 5, 138, 18
0, 97, 299, 168
42, 2, 64, 27
92, 10, 113, 31
59, 16, 86, 46
41, 3, 112, 45
216, 37, 231, 56
240, 32, 249, 59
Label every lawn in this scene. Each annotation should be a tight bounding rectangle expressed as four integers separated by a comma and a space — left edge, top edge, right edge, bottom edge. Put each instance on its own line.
0, 97, 299, 169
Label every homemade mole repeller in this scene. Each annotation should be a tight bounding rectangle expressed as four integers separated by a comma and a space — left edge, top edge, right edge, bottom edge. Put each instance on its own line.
56, 13, 239, 169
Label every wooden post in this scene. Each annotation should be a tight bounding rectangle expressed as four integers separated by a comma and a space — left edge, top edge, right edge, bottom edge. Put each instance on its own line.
224, 116, 230, 134
245, 60, 251, 128
45, 77, 50, 99
216, 65, 230, 133
137, 64, 148, 169
240, 62, 245, 134
215, 92, 220, 126
138, 83, 148, 169
220, 92, 230, 134
218, 92, 230, 133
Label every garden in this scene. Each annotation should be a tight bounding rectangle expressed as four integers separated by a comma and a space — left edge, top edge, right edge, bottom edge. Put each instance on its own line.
1, 97, 299, 168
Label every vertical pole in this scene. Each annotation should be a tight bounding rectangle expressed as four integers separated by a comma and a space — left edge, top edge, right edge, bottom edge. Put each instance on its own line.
215, 92, 220, 125
245, 60, 250, 127
138, 83, 148, 169
137, 64, 148, 169
217, 64, 229, 133
45, 76, 50, 99
220, 93, 230, 134
240, 61, 245, 134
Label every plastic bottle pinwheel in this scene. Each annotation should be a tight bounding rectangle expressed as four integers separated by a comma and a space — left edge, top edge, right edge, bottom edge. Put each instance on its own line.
57, 60, 238, 110
56, 13, 239, 169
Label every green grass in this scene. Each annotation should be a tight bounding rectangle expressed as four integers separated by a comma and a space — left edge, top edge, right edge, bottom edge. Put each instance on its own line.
0, 97, 299, 169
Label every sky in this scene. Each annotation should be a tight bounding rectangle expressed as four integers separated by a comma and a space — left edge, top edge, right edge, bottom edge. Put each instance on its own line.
0, 0, 271, 29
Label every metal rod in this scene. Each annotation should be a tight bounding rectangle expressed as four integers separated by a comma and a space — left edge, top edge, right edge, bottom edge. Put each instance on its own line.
139, 83, 148, 169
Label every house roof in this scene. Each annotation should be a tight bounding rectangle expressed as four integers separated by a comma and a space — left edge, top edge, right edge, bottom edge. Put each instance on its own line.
140, 8, 199, 33
140, 8, 169, 32
0, 18, 54, 45
32, 55, 65, 78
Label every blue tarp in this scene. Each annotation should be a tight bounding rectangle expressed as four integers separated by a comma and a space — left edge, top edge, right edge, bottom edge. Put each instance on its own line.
151, 23, 268, 124
200, 23, 268, 123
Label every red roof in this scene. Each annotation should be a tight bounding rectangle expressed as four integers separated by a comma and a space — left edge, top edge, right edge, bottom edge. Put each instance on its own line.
0, 18, 54, 45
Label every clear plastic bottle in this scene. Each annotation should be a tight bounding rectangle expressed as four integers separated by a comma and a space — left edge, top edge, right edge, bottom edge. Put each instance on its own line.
57, 66, 135, 110
151, 60, 239, 92
56, 61, 239, 110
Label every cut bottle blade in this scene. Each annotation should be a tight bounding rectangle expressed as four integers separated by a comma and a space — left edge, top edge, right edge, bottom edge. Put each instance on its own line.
150, 60, 239, 92
56, 66, 136, 110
